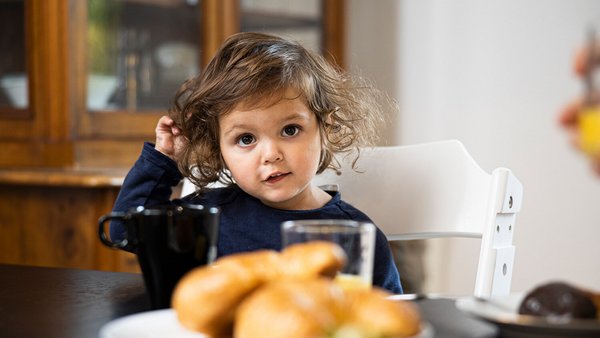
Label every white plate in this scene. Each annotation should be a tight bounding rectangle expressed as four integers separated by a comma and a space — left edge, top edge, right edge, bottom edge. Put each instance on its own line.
456, 293, 600, 337
99, 309, 433, 338
99, 309, 207, 338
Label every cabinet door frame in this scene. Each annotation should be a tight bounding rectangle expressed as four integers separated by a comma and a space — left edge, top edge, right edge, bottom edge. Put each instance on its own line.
0, 0, 32, 121
0, 0, 73, 167
70, 0, 239, 142
324, 0, 345, 68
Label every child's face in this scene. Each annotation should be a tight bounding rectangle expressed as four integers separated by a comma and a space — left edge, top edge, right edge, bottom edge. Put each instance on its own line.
219, 89, 325, 210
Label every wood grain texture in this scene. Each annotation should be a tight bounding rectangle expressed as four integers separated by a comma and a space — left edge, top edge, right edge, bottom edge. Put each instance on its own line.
323, 0, 346, 69
201, 0, 240, 66
0, 167, 127, 187
0, 141, 74, 167
0, 183, 138, 273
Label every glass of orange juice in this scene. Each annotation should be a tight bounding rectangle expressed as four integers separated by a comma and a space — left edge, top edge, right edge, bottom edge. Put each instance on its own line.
281, 219, 375, 290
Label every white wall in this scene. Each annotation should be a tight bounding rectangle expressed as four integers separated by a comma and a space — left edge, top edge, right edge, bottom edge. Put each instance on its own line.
349, 0, 600, 294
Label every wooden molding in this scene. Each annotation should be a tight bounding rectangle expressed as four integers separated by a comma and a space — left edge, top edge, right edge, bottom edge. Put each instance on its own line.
31, 0, 70, 141
0, 167, 126, 188
75, 139, 149, 168
0, 141, 73, 167
201, 0, 239, 66
323, 0, 346, 69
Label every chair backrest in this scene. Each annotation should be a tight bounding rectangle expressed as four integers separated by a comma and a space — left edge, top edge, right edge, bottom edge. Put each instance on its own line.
312, 140, 523, 298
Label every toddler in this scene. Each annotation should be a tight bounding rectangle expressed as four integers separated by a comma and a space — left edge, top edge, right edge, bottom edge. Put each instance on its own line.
111, 32, 402, 293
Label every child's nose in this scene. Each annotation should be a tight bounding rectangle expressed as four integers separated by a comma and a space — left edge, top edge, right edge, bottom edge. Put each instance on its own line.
262, 140, 283, 164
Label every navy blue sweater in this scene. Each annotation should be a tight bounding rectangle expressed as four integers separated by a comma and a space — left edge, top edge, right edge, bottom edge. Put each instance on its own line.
111, 142, 403, 293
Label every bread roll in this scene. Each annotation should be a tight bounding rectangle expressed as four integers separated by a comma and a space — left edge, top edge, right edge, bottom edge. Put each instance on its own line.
173, 241, 421, 337
234, 279, 343, 338
172, 250, 280, 337
343, 288, 422, 337
235, 278, 421, 338
172, 241, 347, 336
280, 240, 347, 279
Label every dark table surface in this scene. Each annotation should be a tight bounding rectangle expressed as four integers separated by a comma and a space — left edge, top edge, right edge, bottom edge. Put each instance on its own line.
0, 264, 498, 338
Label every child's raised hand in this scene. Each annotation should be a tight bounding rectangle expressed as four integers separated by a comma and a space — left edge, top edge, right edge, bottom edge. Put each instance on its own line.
155, 115, 188, 162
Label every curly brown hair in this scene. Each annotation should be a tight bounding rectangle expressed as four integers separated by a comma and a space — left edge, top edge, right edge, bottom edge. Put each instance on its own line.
169, 32, 388, 190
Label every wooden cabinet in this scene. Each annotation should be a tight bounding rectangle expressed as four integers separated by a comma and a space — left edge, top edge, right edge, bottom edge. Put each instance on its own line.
0, 0, 345, 272
0, 168, 140, 272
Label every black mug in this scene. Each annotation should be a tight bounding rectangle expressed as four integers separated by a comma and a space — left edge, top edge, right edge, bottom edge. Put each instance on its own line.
98, 204, 219, 309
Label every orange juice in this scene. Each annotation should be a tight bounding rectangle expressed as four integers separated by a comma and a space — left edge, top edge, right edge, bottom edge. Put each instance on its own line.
579, 107, 600, 157
334, 273, 371, 291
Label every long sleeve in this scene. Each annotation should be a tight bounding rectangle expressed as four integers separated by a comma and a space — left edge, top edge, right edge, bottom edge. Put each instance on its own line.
110, 142, 183, 242
372, 229, 403, 294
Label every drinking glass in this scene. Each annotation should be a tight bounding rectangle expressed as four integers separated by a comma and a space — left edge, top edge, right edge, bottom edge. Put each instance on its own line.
281, 219, 375, 290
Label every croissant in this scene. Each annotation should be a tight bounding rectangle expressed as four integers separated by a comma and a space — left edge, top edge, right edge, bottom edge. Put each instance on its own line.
235, 278, 421, 338
172, 241, 421, 337
172, 241, 347, 337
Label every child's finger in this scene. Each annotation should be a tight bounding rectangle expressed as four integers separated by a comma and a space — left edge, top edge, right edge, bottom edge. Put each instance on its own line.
591, 159, 600, 176
574, 47, 588, 76
157, 115, 174, 128
558, 99, 582, 127
574, 42, 600, 76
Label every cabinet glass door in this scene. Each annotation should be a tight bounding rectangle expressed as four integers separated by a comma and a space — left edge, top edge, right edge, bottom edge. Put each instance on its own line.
240, 0, 322, 53
86, 0, 201, 112
0, 0, 28, 113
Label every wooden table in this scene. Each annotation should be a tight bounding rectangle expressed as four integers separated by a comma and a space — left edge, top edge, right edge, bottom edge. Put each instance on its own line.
0, 264, 497, 338
0, 264, 148, 338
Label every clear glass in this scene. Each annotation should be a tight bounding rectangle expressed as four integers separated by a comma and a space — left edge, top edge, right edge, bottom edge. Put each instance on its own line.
240, 0, 322, 53
0, 0, 28, 110
86, 0, 201, 112
281, 219, 376, 290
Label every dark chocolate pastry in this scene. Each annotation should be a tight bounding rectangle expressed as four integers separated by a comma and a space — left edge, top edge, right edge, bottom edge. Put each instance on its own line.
518, 282, 597, 319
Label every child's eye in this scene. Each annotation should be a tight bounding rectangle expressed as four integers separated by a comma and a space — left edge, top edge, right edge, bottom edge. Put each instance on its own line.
282, 125, 300, 137
236, 134, 255, 146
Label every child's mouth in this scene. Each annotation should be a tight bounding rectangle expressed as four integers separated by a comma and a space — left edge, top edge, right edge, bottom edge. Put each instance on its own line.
265, 172, 289, 183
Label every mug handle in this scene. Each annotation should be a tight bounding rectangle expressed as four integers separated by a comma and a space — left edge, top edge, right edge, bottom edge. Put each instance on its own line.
98, 212, 129, 249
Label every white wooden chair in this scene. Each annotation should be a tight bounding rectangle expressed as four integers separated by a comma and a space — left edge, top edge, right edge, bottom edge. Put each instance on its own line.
312, 140, 523, 298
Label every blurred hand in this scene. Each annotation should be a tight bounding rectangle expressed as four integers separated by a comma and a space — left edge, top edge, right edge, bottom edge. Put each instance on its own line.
558, 45, 600, 176
155, 115, 188, 162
